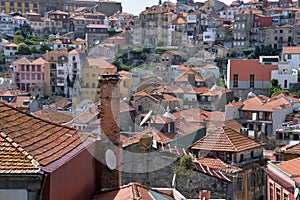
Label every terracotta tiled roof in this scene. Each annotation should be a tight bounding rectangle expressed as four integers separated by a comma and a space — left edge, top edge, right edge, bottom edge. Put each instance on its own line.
194, 162, 232, 182
92, 182, 175, 200
197, 157, 241, 173
54, 99, 72, 109
175, 68, 205, 82
85, 57, 117, 69
0, 132, 40, 174
86, 24, 107, 29
121, 127, 176, 148
0, 101, 87, 166
32, 57, 48, 65
0, 90, 29, 97
171, 17, 187, 25
176, 65, 188, 71
190, 127, 263, 152
69, 49, 86, 54
276, 157, 300, 179
4, 43, 17, 47
13, 57, 31, 65
283, 46, 300, 54
240, 96, 293, 112
33, 108, 74, 125
285, 142, 300, 155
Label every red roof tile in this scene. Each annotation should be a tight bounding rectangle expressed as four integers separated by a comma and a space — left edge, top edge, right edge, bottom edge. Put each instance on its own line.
175, 68, 205, 83
190, 127, 263, 152
33, 108, 74, 124
285, 142, 300, 155
197, 157, 241, 173
0, 101, 87, 166
121, 127, 176, 148
92, 182, 175, 200
0, 132, 40, 174
277, 157, 300, 179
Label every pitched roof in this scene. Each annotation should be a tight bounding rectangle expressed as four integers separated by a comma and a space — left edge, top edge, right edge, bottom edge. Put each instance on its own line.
283, 46, 300, 54
194, 162, 232, 182
13, 57, 31, 65
190, 127, 263, 152
33, 108, 74, 125
0, 132, 40, 174
85, 57, 117, 69
92, 182, 175, 200
276, 157, 300, 180
240, 95, 294, 112
175, 68, 205, 82
197, 157, 241, 173
285, 142, 300, 155
0, 101, 87, 166
121, 127, 176, 148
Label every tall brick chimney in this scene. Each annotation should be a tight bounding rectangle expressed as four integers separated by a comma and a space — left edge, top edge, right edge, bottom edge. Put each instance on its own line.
96, 73, 121, 190
99, 74, 120, 142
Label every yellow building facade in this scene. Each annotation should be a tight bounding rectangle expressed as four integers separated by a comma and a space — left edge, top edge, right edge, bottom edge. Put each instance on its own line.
81, 57, 117, 102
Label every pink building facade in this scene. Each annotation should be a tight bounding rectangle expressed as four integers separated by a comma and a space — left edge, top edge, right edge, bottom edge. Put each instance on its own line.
12, 57, 48, 95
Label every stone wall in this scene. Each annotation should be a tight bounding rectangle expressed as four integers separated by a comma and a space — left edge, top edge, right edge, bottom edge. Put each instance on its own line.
0, 175, 42, 200
121, 145, 229, 199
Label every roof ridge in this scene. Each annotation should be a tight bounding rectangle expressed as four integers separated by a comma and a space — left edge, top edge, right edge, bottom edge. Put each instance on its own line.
0, 131, 41, 170
0, 101, 77, 132
222, 128, 238, 151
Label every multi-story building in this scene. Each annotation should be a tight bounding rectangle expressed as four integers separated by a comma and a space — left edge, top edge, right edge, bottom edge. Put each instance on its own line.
232, 10, 253, 57
271, 62, 298, 89
0, 0, 121, 16
190, 126, 266, 200
225, 92, 300, 135
139, 2, 177, 46
12, 57, 50, 96
44, 50, 69, 97
71, 11, 106, 39
48, 10, 70, 33
85, 24, 108, 49
0, 13, 14, 36
265, 158, 300, 200
264, 24, 294, 50
282, 46, 300, 69
168, 16, 187, 46
3, 43, 17, 57
66, 49, 86, 98
227, 56, 279, 98
80, 57, 117, 102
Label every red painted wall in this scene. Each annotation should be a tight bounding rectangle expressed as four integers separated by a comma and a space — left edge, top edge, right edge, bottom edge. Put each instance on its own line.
253, 14, 272, 28
48, 146, 97, 200
267, 176, 295, 200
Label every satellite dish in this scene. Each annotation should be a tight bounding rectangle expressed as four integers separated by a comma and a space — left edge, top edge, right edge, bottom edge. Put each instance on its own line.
140, 110, 153, 126
94, 40, 100, 45
105, 149, 117, 170
294, 188, 299, 198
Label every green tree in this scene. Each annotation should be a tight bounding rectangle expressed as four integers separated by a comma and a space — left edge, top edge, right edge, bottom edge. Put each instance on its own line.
13, 35, 25, 43
17, 43, 31, 55
67, 46, 76, 52
30, 46, 39, 54
174, 154, 195, 195
269, 78, 283, 97
39, 44, 51, 54
228, 48, 237, 58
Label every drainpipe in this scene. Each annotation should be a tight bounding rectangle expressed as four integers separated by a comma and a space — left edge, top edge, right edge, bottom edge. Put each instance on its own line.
38, 173, 48, 200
